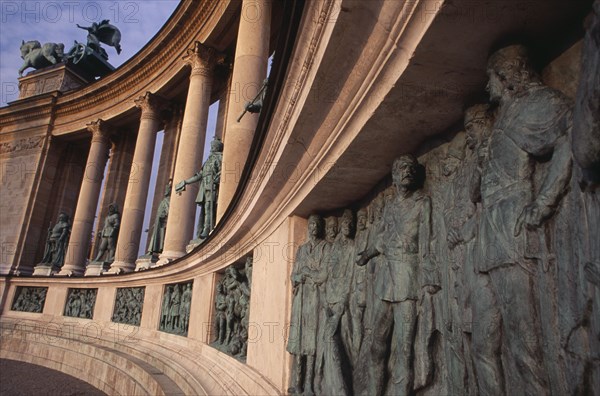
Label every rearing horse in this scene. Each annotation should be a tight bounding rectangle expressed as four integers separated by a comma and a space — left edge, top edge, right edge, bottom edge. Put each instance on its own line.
19, 40, 65, 77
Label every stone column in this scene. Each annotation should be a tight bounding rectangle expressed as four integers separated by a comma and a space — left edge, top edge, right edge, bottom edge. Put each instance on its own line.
145, 105, 183, 254
215, 77, 232, 140
108, 92, 167, 274
216, 0, 272, 221
90, 129, 135, 259
60, 120, 111, 276
158, 42, 220, 264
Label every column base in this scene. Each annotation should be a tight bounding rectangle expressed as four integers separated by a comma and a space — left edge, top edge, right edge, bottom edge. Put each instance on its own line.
84, 261, 110, 276
10, 267, 34, 276
32, 264, 60, 276
106, 260, 134, 275
58, 265, 85, 277
155, 250, 185, 267
135, 254, 158, 271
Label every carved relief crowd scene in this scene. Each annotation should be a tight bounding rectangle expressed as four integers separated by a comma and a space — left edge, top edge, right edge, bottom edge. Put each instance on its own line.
64, 288, 97, 319
159, 282, 193, 336
112, 287, 145, 326
212, 257, 253, 359
11, 287, 47, 313
287, 40, 600, 396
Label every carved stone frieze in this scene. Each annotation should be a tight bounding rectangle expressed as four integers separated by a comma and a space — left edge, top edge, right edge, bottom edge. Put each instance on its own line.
11, 287, 48, 313
64, 288, 97, 319
111, 287, 145, 326
0, 136, 45, 154
211, 257, 253, 360
159, 281, 193, 336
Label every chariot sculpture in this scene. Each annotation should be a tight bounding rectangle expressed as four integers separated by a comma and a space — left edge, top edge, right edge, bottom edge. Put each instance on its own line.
18, 19, 122, 78
68, 20, 122, 63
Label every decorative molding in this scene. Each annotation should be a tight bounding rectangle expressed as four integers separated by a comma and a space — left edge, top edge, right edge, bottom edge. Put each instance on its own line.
0, 136, 45, 154
0, 100, 55, 127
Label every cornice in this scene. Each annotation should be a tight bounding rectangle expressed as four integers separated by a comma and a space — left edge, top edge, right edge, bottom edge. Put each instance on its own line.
0, 135, 45, 155
0, 96, 56, 128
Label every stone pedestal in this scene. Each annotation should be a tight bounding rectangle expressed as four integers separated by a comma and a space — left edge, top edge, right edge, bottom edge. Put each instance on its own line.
185, 238, 205, 254
18, 63, 90, 100
135, 255, 158, 271
84, 261, 110, 276
32, 264, 60, 276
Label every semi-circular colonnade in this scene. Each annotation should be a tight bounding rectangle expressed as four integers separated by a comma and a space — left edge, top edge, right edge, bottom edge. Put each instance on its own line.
0, 0, 595, 394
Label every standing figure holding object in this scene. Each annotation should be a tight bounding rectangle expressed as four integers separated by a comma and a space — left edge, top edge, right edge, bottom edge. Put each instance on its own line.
147, 181, 172, 256
94, 203, 120, 263
175, 137, 223, 240
40, 212, 71, 268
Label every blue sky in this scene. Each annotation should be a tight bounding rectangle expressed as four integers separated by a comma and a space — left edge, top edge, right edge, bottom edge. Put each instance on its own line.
1, 1, 223, 256
1, 0, 181, 106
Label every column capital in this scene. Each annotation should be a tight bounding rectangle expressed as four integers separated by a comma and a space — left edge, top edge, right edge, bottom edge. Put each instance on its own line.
182, 42, 225, 78
87, 119, 111, 144
134, 92, 170, 121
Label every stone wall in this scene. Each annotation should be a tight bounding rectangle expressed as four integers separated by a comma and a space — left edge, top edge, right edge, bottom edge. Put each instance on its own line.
0, 134, 46, 274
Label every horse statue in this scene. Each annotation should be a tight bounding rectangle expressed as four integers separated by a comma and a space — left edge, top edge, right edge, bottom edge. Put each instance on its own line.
19, 40, 65, 77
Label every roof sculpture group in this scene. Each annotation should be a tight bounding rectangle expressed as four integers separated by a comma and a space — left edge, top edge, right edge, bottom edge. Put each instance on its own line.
18, 19, 122, 78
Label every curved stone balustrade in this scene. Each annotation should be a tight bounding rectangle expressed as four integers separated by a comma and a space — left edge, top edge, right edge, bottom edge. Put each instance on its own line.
0, 317, 279, 395
1, 0, 597, 394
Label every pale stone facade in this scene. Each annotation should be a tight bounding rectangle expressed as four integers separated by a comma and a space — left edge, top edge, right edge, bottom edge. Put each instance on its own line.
0, 0, 598, 394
